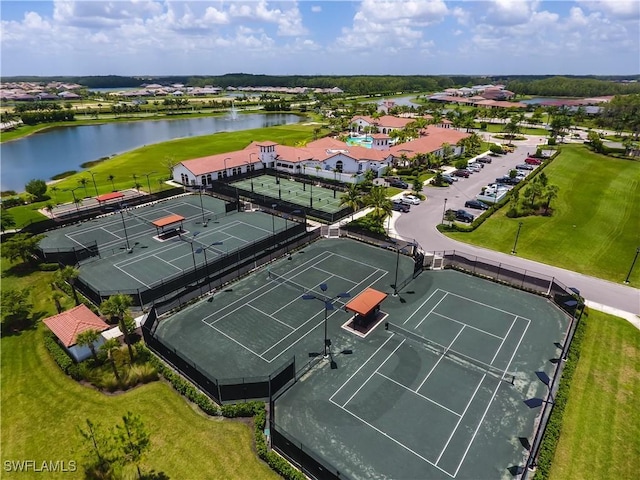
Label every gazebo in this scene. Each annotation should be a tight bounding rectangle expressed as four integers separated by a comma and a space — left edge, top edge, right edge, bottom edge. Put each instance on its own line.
95, 191, 125, 210
343, 288, 388, 337
151, 214, 185, 238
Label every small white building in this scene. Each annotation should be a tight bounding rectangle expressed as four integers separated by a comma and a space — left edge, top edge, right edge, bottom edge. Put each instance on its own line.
43, 304, 111, 362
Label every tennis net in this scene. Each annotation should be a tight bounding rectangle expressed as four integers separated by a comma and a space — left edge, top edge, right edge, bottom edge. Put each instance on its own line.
126, 209, 156, 227
268, 271, 313, 295
386, 322, 515, 384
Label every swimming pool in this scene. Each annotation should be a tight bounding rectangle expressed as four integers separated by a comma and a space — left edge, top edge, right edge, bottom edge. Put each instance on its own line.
346, 136, 372, 148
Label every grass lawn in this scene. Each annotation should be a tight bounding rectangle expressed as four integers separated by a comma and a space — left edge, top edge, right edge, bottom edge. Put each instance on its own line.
5, 123, 322, 227
549, 310, 640, 480
447, 144, 640, 285
0, 258, 279, 479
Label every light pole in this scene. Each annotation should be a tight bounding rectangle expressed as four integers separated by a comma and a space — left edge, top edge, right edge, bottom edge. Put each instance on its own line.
195, 240, 223, 292
118, 205, 132, 252
67, 186, 83, 212
197, 185, 207, 226
248, 153, 256, 192
511, 221, 523, 255
143, 171, 156, 195
624, 247, 640, 284
442, 198, 448, 225
87, 170, 99, 196
302, 283, 351, 358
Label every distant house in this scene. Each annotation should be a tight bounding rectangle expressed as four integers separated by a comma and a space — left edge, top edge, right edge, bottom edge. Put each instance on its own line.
43, 304, 110, 362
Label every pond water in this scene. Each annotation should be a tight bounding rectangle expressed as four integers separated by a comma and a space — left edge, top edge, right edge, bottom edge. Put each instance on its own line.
1, 113, 302, 192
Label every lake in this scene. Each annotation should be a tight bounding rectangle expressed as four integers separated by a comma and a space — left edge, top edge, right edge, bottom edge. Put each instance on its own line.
0, 113, 302, 192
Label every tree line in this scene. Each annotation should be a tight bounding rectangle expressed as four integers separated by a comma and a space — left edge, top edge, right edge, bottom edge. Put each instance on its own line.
506, 76, 640, 97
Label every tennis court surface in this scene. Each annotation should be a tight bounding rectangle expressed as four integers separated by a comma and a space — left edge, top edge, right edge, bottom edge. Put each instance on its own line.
149, 238, 570, 479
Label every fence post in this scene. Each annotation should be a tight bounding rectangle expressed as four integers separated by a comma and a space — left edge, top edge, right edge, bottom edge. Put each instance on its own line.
546, 277, 554, 297
137, 289, 144, 308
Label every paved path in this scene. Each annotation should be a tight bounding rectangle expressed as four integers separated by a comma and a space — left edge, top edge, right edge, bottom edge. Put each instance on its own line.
389, 136, 639, 326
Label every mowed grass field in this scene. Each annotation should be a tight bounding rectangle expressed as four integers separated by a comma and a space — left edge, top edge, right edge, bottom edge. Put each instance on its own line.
549, 310, 640, 480
0, 259, 279, 480
449, 144, 640, 285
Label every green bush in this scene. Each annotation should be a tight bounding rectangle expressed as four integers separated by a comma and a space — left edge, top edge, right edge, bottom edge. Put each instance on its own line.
533, 312, 588, 480
39, 263, 60, 271
44, 334, 77, 374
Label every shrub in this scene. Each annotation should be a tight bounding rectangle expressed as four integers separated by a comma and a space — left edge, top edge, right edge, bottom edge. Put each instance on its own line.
43, 332, 80, 379
39, 262, 60, 271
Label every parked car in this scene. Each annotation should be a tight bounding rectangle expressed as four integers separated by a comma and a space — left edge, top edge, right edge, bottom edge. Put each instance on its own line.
388, 178, 409, 188
468, 161, 484, 169
477, 156, 492, 164
401, 194, 421, 205
495, 176, 521, 185
515, 163, 534, 170
465, 199, 489, 210
392, 200, 410, 212
446, 209, 474, 223
441, 174, 457, 184
467, 163, 482, 172
525, 157, 542, 165
453, 169, 470, 178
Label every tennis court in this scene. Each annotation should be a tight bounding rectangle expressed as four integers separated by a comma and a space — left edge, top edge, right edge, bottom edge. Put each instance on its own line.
39, 194, 293, 293
152, 238, 417, 379
230, 174, 345, 213
272, 268, 570, 479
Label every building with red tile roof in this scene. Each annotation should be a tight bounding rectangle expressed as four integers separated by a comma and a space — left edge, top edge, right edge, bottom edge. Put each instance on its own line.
43, 304, 110, 361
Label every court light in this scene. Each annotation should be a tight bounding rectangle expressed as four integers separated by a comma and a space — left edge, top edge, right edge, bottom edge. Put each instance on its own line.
303, 283, 350, 359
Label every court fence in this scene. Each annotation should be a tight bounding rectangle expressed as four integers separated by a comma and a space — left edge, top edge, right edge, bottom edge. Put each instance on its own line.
74, 225, 320, 309
207, 173, 353, 224
426, 250, 582, 316
38, 239, 100, 265
141, 306, 297, 404
22, 187, 185, 235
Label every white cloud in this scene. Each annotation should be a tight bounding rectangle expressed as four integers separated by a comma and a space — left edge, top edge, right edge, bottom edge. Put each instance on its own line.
577, 0, 640, 20
311, 6, 322, 13
482, 0, 539, 26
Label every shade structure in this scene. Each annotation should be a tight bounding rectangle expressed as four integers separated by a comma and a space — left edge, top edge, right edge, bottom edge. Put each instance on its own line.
344, 288, 388, 317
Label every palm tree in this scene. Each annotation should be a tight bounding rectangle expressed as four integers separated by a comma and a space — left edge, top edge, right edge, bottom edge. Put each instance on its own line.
100, 338, 122, 383
50, 288, 65, 314
50, 185, 59, 203
365, 186, 392, 233
74, 196, 83, 212
107, 175, 116, 192
100, 294, 135, 362
57, 265, 80, 305
340, 184, 363, 221
76, 329, 100, 362
78, 178, 89, 197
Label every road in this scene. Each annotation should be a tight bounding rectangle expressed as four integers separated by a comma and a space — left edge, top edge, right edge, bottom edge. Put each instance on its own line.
392, 136, 640, 320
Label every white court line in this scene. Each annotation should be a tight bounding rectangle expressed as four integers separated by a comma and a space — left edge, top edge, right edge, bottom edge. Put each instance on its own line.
443, 290, 534, 321
99, 227, 122, 240
114, 264, 152, 288
431, 311, 504, 340
330, 251, 390, 272
64, 233, 95, 250
201, 251, 335, 324
435, 374, 486, 466
490, 316, 519, 364
313, 267, 360, 285
342, 340, 405, 408
247, 304, 295, 330
416, 326, 466, 392
376, 372, 462, 417
452, 318, 531, 478
330, 336, 395, 403
205, 323, 268, 361
416, 292, 449, 329
151, 254, 183, 272
403, 289, 442, 325
330, 399, 455, 478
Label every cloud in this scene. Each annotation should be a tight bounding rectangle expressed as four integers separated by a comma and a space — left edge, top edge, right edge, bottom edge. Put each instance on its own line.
228, 0, 307, 36
577, 0, 640, 20
311, 6, 322, 13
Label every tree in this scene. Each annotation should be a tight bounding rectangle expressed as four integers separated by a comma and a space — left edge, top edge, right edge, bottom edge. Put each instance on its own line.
101, 338, 122, 383
78, 419, 120, 479
78, 177, 89, 197
542, 184, 559, 215
1, 233, 44, 264
0, 211, 16, 232
587, 130, 605, 153
489, 144, 504, 155
25, 179, 47, 201
340, 184, 363, 221
365, 186, 392, 233
57, 265, 81, 305
412, 177, 423, 195
107, 175, 116, 192
1, 287, 32, 328
101, 294, 135, 362
76, 329, 101, 362
51, 287, 65, 314
116, 412, 150, 479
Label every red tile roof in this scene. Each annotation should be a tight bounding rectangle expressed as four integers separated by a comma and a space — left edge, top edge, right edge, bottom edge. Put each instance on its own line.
95, 192, 125, 202
152, 214, 185, 228
181, 147, 261, 175
43, 305, 109, 347
345, 288, 388, 316
391, 126, 470, 156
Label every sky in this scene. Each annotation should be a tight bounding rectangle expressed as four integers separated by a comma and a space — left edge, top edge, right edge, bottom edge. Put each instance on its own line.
1, 0, 639, 77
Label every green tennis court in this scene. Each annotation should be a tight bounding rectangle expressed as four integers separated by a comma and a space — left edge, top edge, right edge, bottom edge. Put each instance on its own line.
230, 174, 345, 213
39, 194, 292, 292
149, 237, 570, 479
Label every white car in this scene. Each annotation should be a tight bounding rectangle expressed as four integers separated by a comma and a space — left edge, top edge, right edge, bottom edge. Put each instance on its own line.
401, 194, 421, 205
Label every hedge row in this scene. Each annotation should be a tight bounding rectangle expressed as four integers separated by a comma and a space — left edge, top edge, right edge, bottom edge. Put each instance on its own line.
43, 332, 80, 379
144, 347, 306, 480
533, 312, 589, 480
